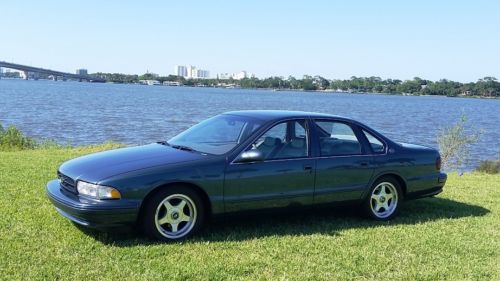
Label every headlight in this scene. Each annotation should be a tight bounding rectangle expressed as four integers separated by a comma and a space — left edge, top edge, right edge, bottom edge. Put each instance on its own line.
76, 181, 121, 200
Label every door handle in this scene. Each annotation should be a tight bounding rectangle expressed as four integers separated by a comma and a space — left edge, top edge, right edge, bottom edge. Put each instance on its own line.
303, 165, 313, 173
359, 162, 370, 167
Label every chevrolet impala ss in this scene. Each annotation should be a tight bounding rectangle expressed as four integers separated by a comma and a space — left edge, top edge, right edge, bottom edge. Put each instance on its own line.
47, 111, 447, 241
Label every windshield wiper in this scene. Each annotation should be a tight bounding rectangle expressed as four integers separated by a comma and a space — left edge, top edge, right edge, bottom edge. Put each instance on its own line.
157, 141, 203, 154
171, 144, 197, 152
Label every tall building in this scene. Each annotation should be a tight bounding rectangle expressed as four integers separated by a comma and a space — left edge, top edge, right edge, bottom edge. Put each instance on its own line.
197, 69, 210, 79
187, 65, 196, 78
175, 65, 210, 79
174, 65, 187, 77
76, 69, 88, 75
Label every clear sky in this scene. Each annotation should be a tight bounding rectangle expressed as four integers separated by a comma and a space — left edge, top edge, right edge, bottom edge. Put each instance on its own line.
1, 0, 499, 82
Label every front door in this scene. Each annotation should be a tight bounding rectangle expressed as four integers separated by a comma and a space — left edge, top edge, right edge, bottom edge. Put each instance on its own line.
224, 119, 315, 212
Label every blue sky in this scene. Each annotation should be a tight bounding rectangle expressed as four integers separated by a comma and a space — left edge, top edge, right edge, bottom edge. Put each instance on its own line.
1, 0, 499, 81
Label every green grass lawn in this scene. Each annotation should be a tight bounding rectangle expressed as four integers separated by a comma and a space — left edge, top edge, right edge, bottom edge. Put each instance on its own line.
1, 145, 499, 280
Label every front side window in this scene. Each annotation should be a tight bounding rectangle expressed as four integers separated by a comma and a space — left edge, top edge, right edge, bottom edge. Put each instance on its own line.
363, 129, 385, 154
250, 120, 308, 160
314, 121, 362, 156
168, 114, 263, 155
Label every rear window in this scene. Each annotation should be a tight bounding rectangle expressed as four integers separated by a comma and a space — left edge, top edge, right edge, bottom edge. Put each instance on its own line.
314, 121, 362, 156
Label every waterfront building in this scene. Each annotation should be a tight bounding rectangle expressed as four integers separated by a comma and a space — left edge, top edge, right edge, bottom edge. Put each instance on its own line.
139, 79, 160, 85
233, 71, 247, 80
175, 65, 210, 79
217, 71, 254, 80
187, 65, 196, 78
76, 68, 88, 75
163, 81, 182, 86
197, 69, 210, 78
174, 65, 187, 77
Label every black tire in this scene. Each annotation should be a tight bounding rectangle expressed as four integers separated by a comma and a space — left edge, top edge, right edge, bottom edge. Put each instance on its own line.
362, 176, 402, 221
142, 186, 205, 241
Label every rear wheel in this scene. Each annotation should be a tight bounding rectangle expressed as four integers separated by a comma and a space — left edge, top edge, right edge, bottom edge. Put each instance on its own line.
363, 177, 402, 220
143, 187, 205, 241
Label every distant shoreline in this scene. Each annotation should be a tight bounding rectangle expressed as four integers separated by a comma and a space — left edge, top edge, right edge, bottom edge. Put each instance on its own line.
147, 83, 500, 99
1, 77, 499, 99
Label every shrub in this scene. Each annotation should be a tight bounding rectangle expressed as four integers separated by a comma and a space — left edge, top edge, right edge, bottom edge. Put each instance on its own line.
475, 160, 500, 174
0, 124, 37, 151
0, 123, 120, 151
437, 114, 481, 171
37, 139, 66, 149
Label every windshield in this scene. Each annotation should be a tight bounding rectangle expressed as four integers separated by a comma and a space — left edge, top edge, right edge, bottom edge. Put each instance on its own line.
168, 114, 264, 155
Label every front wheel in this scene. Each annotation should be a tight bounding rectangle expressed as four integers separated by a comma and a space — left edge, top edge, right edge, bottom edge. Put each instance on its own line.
143, 187, 205, 241
363, 177, 402, 220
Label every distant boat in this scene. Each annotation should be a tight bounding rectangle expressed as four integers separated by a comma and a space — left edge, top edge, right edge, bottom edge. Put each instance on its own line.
163, 81, 182, 86
139, 80, 161, 86
226, 84, 241, 89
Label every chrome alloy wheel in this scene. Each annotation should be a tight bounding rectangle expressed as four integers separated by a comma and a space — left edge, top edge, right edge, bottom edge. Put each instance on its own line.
370, 182, 398, 219
155, 194, 197, 239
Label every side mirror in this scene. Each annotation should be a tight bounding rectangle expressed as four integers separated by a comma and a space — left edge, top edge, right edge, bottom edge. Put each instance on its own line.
238, 149, 264, 163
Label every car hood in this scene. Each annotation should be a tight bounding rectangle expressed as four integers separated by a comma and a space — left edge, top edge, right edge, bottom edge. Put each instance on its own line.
59, 143, 206, 183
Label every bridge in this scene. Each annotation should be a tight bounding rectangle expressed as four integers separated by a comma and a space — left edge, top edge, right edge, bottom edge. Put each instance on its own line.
0, 61, 106, 82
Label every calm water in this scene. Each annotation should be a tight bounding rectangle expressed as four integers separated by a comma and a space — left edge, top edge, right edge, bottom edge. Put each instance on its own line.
1, 79, 499, 169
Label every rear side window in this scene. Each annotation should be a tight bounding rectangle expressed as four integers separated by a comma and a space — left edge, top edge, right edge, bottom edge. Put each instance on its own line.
314, 121, 362, 156
362, 129, 385, 154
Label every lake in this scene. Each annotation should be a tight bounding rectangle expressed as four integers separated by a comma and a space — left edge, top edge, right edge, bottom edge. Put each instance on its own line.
1, 79, 498, 169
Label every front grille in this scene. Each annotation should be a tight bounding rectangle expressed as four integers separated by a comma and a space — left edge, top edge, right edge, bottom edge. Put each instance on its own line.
58, 172, 77, 193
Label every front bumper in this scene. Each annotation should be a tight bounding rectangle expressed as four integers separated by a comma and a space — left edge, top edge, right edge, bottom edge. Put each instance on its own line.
46, 180, 140, 228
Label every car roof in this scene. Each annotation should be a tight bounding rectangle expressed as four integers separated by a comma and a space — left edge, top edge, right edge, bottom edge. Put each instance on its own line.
223, 110, 393, 145
224, 110, 346, 121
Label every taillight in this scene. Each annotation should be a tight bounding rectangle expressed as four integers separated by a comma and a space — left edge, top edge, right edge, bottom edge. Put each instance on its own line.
436, 155, 442, 170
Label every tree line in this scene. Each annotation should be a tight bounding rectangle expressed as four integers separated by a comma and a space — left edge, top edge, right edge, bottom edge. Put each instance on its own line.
90, 72, 500, 97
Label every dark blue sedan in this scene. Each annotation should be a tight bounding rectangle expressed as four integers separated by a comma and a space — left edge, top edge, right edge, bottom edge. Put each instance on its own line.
47, 110, 447, 241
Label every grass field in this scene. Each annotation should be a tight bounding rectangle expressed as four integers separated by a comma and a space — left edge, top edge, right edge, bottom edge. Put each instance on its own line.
0, 145, 498, 280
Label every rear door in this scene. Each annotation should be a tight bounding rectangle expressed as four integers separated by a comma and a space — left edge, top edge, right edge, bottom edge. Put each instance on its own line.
312, 119, 374, 204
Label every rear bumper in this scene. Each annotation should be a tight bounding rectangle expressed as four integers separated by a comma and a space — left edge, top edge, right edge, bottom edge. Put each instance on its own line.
406, 186, 443, 199
438, 172, 447, 184
46, 180, 140, 228
406, 172, 447, 200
